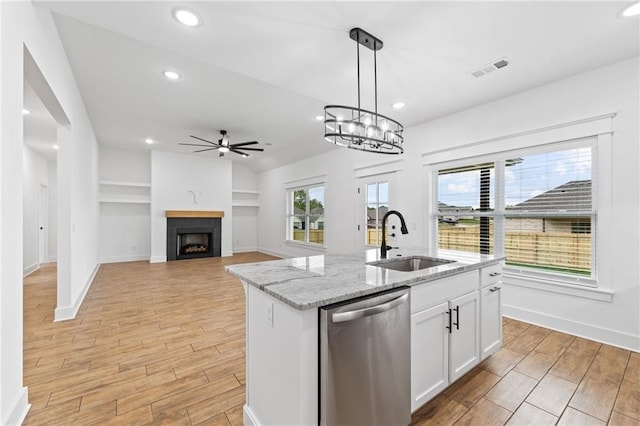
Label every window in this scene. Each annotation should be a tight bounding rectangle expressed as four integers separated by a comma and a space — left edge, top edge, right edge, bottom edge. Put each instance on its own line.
434, 139, 595, 279
365, 181, 389, 246
286, 185, 325, 245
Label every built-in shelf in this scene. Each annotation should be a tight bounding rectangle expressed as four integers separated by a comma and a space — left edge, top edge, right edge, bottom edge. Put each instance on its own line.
99, 197, 151, 204
232, 188, 260, 208
99, 180, 151, 188
232, 189, 260, 195
232, 200, 260, 207
99, 180, 151, 204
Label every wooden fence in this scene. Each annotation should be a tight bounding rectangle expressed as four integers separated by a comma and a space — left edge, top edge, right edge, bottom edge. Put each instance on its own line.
439, 227, 591, 272
293, 230, 324, 244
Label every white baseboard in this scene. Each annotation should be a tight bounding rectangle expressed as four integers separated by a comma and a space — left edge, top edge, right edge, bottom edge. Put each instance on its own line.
503, 304, 640, 352
48, 255, 57, 262
149, 255, 166, 263
54, 263, 100, 322
23, 263, 39, 277
256, 246, 290, 259
100, 255, 149, 264
222, 250, 234, 257
243, 405, 261, 426
3, 386, 30, 426
232, 246, 258, 254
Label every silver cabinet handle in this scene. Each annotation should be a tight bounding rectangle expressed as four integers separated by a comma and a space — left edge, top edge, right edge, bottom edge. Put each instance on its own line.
489, 272, 502, 277
332, 293, 409, 323
489, 286, 501, 293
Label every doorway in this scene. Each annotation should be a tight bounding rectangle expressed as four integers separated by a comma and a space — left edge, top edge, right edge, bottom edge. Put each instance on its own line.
39, 184, 49, 265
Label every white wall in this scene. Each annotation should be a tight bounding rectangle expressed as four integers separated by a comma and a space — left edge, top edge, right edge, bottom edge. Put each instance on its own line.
150, 151, 233, 262
257, 57, 639, 351
232, 164, 259, 253
0, 2, 100, 423
22, 146, 48, 275
98, 148, 151, 263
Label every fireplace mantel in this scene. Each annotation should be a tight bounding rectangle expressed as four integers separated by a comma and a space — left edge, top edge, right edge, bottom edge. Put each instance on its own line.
165, 210, 224, 218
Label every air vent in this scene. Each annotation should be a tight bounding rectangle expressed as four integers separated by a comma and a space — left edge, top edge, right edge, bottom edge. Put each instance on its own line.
470, 57, 510, 78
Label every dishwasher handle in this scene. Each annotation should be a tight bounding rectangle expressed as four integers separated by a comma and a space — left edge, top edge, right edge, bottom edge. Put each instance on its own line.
332, 292, 409, 323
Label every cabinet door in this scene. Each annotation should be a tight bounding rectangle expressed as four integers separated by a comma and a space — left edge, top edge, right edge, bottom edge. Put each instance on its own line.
480, 284, 502, 360
449, 291, 480, 382
411, 301, 449, 412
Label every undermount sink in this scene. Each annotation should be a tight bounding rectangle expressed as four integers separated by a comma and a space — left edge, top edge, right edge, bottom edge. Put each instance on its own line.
368, 256, 456, 272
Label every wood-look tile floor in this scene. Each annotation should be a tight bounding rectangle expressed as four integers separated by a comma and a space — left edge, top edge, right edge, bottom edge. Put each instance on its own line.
23, 253, 277, 425
412, 319, 640, 426
23, 254, 639, 425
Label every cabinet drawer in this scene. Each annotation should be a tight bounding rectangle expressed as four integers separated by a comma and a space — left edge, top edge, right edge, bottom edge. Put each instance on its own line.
411, 271, 478, 314
480, 263, 504, 287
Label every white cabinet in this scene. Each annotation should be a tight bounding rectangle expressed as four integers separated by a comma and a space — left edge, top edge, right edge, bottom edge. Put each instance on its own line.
410, 263, 502, 413
411, 289, 479, 412
449, 291, 480, 382
411, 301, 449, 410
480, 263, 503, 360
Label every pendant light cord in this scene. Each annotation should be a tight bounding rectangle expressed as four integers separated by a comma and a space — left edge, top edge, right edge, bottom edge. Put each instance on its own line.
356, 32, 361, 115
374, 43, 378, 124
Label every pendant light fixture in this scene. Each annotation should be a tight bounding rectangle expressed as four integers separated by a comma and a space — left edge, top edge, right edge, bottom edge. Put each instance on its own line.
323, 28, 404, 154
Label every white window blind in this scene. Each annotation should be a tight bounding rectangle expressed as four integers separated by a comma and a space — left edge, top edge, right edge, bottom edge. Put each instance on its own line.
435, 137, 596, 280
504, 147, 594, 277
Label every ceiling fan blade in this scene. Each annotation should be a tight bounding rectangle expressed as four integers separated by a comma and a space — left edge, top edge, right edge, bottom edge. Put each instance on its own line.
230, 148, 250, 157
193, 148, 218, 153
235, 147, 264, 152
231, 141, 259, 147
179, 142, 220, 148
189, 135, 218, 145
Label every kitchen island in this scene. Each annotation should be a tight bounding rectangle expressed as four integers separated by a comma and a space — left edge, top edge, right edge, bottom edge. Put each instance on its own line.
226, 249, 505, 426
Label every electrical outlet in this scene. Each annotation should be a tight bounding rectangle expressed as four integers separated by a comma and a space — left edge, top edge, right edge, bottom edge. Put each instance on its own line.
265, 301, 273, 328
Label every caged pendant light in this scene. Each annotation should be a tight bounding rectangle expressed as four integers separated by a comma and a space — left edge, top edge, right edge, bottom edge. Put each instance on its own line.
323, 28, 404, 154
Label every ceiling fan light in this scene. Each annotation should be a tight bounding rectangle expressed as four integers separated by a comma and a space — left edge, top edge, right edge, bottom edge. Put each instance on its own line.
219, 146, 230, 153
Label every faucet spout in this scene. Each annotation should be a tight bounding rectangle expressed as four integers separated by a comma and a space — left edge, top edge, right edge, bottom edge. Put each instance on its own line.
381, 210, 409, 259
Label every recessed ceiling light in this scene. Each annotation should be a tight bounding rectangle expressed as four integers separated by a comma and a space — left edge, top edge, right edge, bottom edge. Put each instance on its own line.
163, 70, 180, 80
622, 2, 640, 17
53, 145, 59, 150
173, 8, 200, 27
315, 115, 324, 121
145, 138, 154, 145
392, 102, 405, 109
22, 108, 31, 115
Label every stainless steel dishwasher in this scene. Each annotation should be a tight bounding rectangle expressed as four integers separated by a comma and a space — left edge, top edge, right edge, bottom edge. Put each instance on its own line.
320, 287, 410, 426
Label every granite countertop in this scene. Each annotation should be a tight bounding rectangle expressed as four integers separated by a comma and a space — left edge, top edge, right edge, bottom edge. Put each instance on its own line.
225, 248, 505, 311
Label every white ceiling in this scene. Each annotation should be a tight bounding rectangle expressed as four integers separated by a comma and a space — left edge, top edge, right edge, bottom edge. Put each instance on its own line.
27, 1, 639, 172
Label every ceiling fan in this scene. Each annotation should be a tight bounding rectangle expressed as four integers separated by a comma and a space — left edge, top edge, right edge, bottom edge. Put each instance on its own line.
179, 130, 264, 157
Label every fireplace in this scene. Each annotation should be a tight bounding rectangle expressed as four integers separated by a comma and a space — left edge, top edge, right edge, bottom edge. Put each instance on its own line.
166, 213, 222, 261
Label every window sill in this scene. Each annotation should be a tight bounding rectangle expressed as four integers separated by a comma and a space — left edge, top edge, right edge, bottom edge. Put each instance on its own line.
284, 240, 328, 251
503, 269, 613, 302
